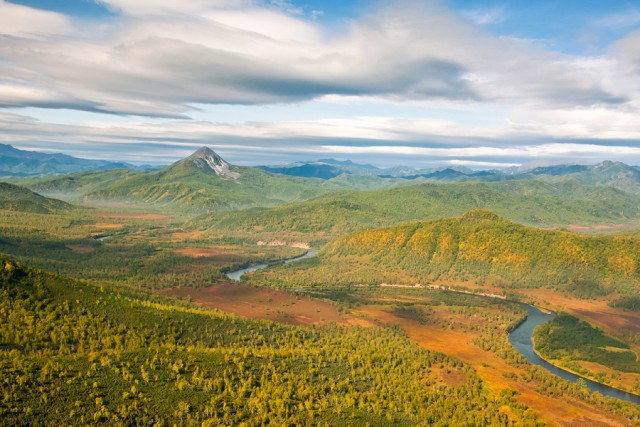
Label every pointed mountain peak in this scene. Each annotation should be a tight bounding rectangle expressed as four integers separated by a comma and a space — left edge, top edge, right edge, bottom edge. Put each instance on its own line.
189, 146, 218, 159
185, 147, 240, 179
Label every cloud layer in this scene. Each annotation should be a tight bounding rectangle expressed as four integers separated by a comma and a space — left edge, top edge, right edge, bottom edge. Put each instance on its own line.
1, 0, 634, 115
1, 0, 640, 167
2, 110, 639, 167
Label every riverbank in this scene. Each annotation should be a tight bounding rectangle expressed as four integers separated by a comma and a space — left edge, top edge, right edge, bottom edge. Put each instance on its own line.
531, 334, 640, 401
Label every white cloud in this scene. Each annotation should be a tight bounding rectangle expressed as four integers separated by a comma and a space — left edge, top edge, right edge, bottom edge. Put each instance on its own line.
5, 0, 625, 117
611, 30, 640, 92
96, 0, 253, 15
0, 0, 73, 37
462, 7, 506, 26
508, 105, 640, 140
0, 84, 72, 106
316, 143, 640, 158
1, 0, 640, 167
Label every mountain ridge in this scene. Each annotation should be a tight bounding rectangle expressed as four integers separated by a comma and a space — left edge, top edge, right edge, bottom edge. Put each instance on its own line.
201, 179, 640, 239
256, 158, 640, 194
0, 144, 149, 177
81, 147, 332, 210
18, 147, 416, 211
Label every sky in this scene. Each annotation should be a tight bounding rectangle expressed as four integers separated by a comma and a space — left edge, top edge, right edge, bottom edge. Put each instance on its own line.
1, 0, 640, 168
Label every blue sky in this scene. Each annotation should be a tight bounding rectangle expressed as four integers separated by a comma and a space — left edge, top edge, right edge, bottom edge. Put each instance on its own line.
449, 0, 640, 54
1, 0, 640, 167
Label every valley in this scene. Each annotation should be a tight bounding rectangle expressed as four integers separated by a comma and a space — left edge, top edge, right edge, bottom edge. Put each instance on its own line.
1, 147, 640, 425
5, 0, 640, 424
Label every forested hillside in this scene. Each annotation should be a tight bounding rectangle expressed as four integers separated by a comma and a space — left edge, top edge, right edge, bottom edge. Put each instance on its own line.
253, 211, 640, 297
534, 161, 640, 195
0, 254, 540, 425
534, 313, 640, 374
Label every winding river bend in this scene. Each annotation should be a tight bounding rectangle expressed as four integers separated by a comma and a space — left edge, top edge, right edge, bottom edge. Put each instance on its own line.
509, 303, 640, 405
225, 249, 318, 282
226, 249, 639, 405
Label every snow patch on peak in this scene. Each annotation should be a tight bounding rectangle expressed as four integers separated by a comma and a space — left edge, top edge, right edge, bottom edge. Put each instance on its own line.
189, 147, 240, 179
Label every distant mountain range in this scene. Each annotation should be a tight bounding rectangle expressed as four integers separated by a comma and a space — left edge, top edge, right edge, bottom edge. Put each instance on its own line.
85, 146, 329, 210
258, 159, 471, 178
19, 147, 415, 210
22, 147, 329, 210
0, 144, 156, 177
8, 145, 640, 213
5, 143, 640, 195
258, 163, 346, 179
258, 158, 381, 179
258, 158, 640, 194
531, 161, 640, 194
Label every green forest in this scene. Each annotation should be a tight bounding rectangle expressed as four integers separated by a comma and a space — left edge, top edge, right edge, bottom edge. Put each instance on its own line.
0, 254, 547, 426
2, 156, 640, 425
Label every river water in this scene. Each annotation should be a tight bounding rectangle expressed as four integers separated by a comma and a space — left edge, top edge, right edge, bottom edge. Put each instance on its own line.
509, 303, 640, 405
224, 250, 639, 405
225, 249, 318, 282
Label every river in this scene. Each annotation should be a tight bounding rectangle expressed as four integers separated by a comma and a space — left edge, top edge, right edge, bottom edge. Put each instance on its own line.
225, 249, 639, 405
225, 249, 318, 281
509, 303, 640, 405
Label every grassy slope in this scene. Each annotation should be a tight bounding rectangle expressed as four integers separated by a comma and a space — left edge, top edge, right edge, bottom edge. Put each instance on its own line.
200, 179, 640, 241
0, 182, 73, 213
